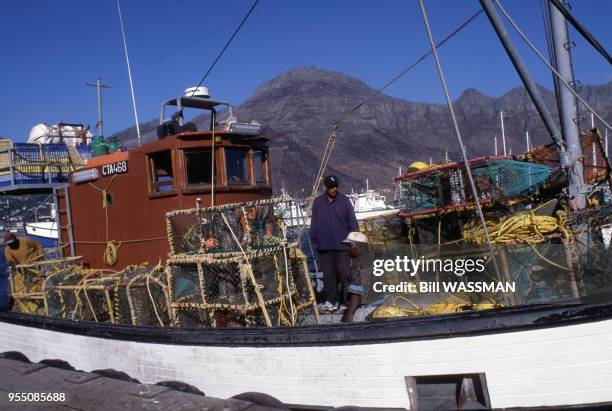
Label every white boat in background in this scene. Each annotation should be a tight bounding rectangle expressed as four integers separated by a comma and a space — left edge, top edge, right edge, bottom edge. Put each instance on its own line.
24, 221, 58, 248
349, 180, 398, 221
23, 202, 59, 249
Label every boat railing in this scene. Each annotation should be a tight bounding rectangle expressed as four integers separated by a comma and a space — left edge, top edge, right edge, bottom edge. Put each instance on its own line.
0, 143, 91, 192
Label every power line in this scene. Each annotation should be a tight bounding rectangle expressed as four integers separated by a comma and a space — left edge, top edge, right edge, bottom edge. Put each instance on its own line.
297, 8, 484, 241
332, 9, 484, 131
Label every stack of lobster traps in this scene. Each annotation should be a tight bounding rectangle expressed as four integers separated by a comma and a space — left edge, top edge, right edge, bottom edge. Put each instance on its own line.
9, 197, 319, 328
164, 197, 319, 328
10, 260, 171, 327
388, 153, 597, 309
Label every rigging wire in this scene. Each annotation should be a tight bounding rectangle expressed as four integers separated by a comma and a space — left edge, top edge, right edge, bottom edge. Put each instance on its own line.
296, 8, 484, 241
493, 0, 611, 131
541, 0, 563, 121
190, 0, 261, 95
116, 0, 142, 146
416, 0, 503, 284
106, 18, 243, 85
548, 0, 612, 65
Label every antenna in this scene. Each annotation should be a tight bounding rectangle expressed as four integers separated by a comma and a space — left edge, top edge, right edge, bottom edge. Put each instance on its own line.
86, 77, 111, 137
116, 0, 142, 146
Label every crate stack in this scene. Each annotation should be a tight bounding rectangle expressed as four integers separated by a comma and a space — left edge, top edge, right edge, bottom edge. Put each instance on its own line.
395, 157, 551, 217
165, 197, 320, 328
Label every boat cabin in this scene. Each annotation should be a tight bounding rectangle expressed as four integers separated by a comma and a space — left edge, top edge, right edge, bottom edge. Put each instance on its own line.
58, 94, 272, 269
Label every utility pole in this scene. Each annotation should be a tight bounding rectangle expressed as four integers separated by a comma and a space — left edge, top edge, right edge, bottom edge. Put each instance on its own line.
548, 0, 585, 209
86, 77, 111, 137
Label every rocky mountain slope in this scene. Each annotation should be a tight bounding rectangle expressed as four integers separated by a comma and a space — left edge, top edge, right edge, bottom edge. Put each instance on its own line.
113, 67, 611, 196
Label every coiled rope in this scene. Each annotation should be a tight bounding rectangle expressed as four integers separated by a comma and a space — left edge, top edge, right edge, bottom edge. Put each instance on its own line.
462, 210, 572, 245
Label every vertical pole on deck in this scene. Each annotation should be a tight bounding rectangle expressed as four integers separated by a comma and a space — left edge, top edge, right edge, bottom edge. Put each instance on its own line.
526, 131, 530, 152
548, 0, 585, 209
480, 0, 564, 150
500, 111, 507, 156
210, 109, 216, 207
86, 77, 111, 137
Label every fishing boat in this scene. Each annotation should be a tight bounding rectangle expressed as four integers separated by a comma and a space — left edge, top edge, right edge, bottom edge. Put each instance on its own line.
348, 180, 398, 221
1, 1, 612, 409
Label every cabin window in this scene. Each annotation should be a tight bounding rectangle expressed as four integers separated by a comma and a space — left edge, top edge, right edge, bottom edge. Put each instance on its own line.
225, 148, 249, 184
149, 150, 175, 192
253, 150, 267, 183
185, 149, 214, 187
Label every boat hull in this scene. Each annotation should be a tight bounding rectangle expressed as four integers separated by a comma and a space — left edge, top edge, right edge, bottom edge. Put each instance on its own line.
1, 303, 611, 408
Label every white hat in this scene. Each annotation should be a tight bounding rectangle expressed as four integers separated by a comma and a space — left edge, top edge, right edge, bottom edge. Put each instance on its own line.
342, 231, 368, 244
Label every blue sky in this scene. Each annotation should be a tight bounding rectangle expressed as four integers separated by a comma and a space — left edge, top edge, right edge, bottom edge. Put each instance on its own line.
0, 0, 609, 141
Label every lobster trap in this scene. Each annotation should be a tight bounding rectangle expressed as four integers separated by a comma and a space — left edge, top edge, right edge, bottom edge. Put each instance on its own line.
498, 240, 580, 306
167, 246, 319, 328
39, 263, 172, 326
43, 268, 120, 322
9, 257, 82, 297
396, 157, 550, 217
528, 128, 611, 189
359, 211, 407, 245
166, 197, 292, 256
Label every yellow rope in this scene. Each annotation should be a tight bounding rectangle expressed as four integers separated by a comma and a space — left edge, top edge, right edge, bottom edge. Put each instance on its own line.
462, 210, 572, 245
103, 240, 121, 266
462, 208, 573, 271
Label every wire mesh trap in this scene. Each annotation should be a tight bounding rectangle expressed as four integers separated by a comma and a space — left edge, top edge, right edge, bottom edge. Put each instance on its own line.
168, 246, 319, 328
166, 197, 292, 256
10, 257, 83, 296
396, 157, 550, 216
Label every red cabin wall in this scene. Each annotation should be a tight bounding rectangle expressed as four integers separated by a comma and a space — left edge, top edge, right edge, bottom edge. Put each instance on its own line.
58, 133, 272, 269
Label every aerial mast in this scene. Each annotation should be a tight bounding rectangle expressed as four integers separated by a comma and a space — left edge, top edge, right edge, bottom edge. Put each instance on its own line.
86, 77, 111, 137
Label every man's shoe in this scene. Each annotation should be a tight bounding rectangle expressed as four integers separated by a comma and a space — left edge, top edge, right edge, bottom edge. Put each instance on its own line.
337, 304, 347, 313
318, 301, 337, 312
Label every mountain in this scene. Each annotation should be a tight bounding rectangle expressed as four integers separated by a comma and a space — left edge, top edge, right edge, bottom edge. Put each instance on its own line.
113, 67, 612, 197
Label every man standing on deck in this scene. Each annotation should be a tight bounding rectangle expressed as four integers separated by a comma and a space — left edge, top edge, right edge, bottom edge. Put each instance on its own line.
310, 175, 359, 312
3, 232, 44, 266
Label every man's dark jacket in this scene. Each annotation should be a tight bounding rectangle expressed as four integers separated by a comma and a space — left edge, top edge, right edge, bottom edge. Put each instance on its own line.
310, 192, 359, 251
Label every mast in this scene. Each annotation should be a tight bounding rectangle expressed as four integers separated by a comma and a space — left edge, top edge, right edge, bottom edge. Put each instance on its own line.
500, 111, 507, 155
548, 0, 586, 209
480, 0, 564, 150
86, 77, 111, 137
525, 131, 530, 152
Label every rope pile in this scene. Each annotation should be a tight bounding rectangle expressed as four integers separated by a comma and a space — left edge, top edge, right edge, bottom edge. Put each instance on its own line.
463, 210, 571, 245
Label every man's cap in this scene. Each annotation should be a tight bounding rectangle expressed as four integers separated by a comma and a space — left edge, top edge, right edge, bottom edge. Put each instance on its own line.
342, 231, 368, 244
324, 175, 339, 188
3, 232, 16, 245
